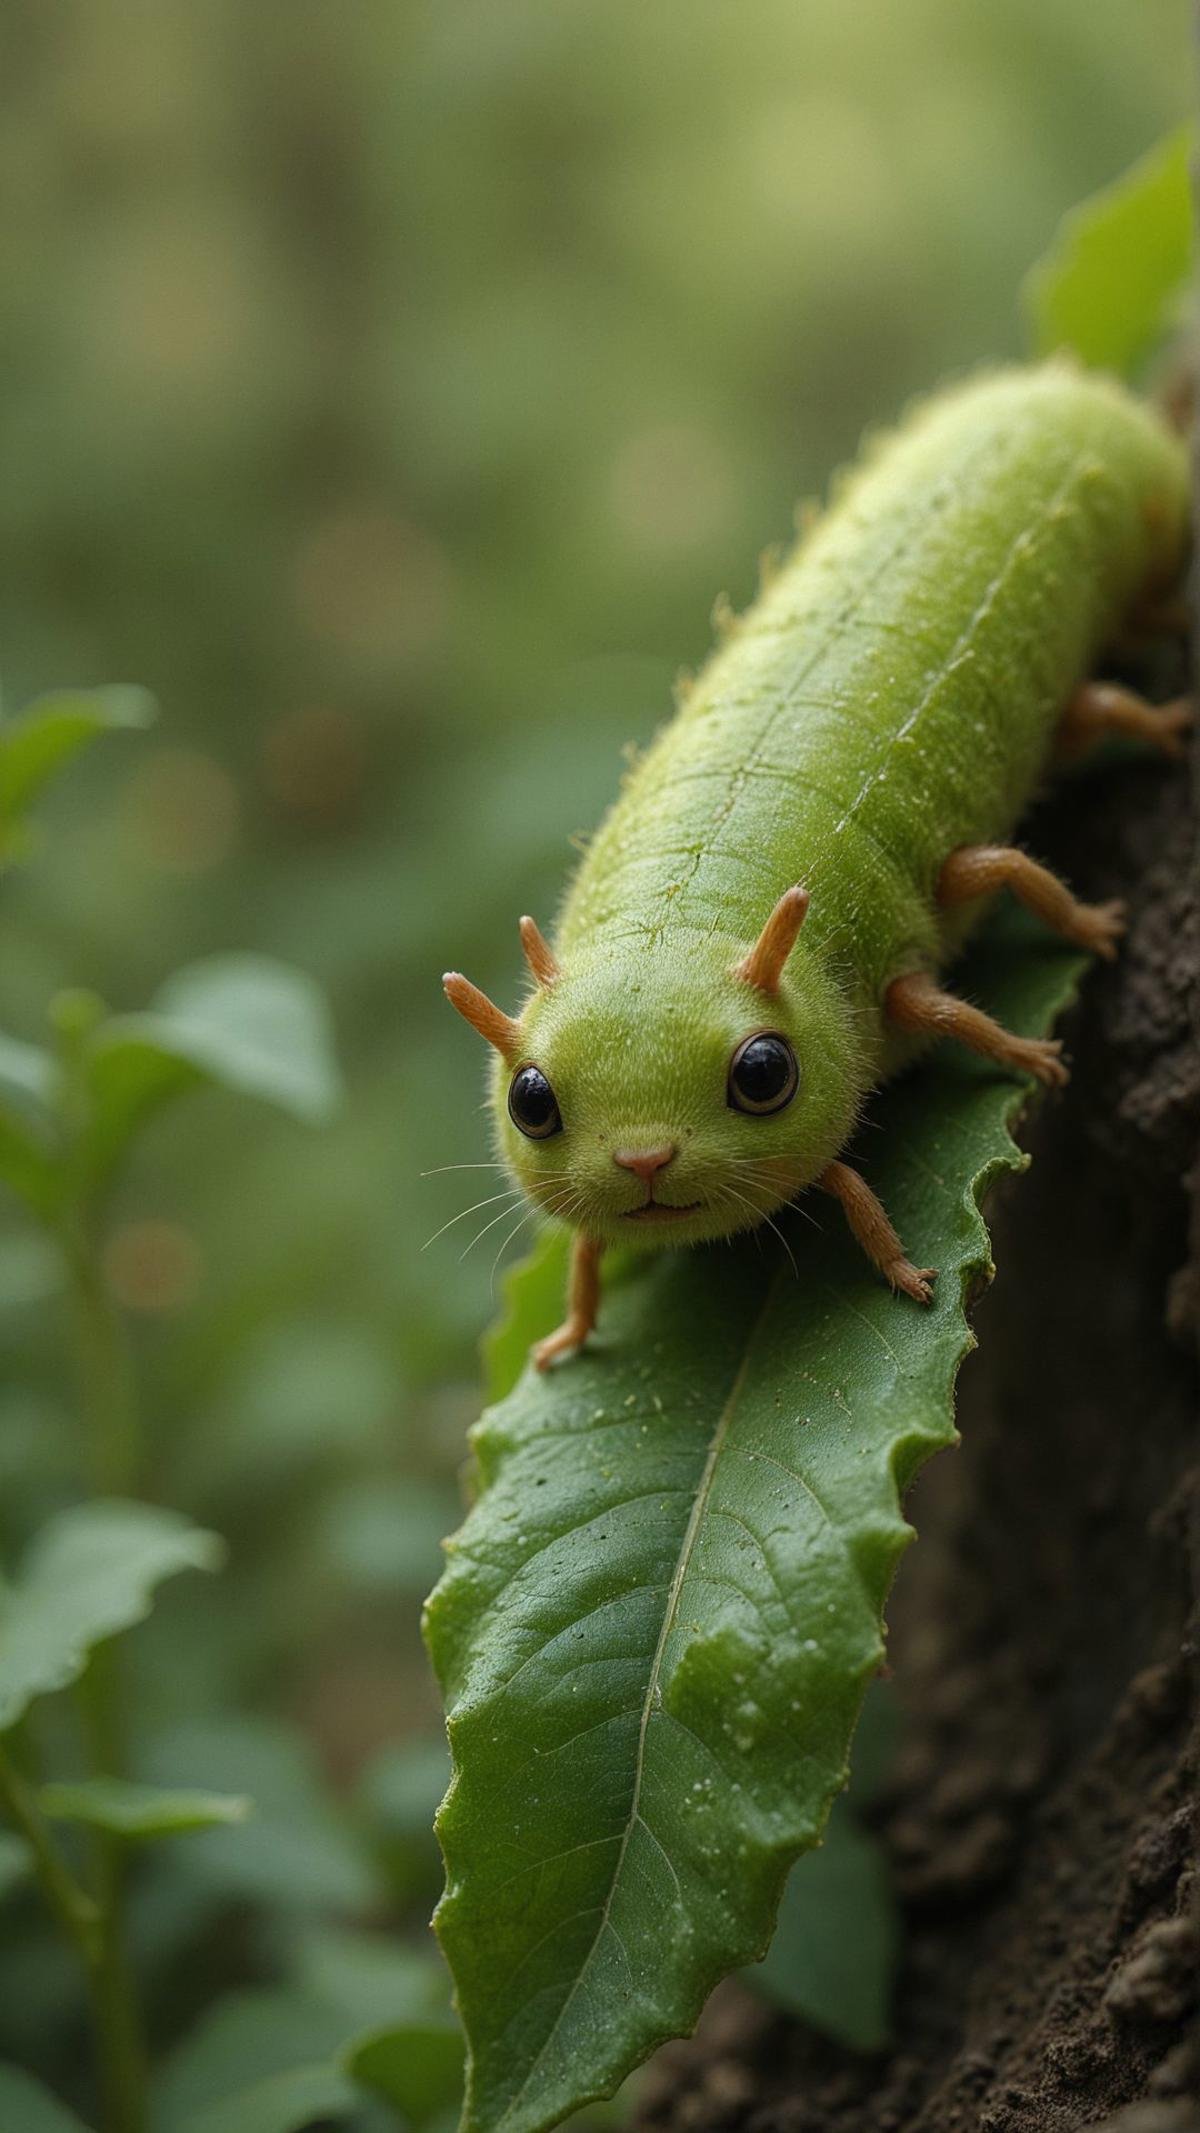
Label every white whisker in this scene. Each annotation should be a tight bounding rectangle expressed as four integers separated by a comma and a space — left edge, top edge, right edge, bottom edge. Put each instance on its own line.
488, 1186, 585, 1298
459, 1196, 540, 1261
709, 1178, 799, 1281
421, 1161, 506, 1176
489, 1206, 540, 1295
422, 1187, 523, 1252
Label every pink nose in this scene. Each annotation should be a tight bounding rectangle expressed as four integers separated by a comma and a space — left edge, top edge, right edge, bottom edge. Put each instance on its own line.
613, 1145, 676, 1186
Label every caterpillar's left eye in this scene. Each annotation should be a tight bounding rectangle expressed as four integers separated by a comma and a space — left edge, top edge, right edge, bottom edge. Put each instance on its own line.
727, 1032, 799, 1116
508, 1064, 563, 1139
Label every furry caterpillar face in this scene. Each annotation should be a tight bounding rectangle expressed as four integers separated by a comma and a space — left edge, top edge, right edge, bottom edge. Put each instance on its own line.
450, 898, 864, 1252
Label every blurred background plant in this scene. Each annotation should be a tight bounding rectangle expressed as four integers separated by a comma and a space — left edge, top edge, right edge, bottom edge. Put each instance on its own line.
0, 2, 1189, 2127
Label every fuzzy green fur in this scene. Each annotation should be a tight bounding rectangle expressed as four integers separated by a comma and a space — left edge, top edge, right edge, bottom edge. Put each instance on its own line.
495, 364, 1188, 1250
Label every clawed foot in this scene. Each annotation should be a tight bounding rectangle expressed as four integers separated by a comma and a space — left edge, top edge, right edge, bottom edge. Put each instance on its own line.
889, 1260, 937, 1306
1009, 1035, 1070, 1088
1154, 697, 1194, 761
1076, 897, 1127, 960
532, 1320, 588, 1371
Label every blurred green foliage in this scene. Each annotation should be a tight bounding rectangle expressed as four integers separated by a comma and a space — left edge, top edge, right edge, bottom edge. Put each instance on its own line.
1025, 124, 1194, 374
0, 2, 1189, 2126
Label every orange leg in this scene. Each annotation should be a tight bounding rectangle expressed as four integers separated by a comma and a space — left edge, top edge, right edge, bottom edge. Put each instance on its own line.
887, 969, 1069, 1088
815, 1159, 935, 1306
938, 843, 1125, 960
1057, 681, 1192, 764
532, 1233, 603, 1370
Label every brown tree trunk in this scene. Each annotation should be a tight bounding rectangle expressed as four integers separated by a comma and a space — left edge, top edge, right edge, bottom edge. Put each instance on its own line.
636, 660, 1200, 2132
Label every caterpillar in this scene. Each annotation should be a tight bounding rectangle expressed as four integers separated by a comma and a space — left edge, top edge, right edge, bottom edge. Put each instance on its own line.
444, 364, 1191, 1368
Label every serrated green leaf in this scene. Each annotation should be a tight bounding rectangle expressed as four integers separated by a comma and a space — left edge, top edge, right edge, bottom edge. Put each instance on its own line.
0, 2062, 94, 2131
78, 955, 342, 1186
0, 686, 155, 836
40, 1776, 252, 1840
425, 914, 1084, 2133
1024, 127, 1194, 376
0, 1502, 224, 1733
749, 1798, 898, 2052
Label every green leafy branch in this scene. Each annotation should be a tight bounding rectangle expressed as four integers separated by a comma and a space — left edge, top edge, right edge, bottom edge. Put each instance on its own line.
0, 689, 346, 2133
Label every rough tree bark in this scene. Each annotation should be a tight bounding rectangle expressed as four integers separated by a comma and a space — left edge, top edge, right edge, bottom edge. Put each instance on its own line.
635, 632, 1200, 2133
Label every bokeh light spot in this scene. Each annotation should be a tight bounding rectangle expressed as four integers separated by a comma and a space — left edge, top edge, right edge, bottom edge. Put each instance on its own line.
291, 508, 452, 669
103, 1220, 204, 1314
124, 748, 241, 872
260, 705, 368, 831
607, 424, 734, 558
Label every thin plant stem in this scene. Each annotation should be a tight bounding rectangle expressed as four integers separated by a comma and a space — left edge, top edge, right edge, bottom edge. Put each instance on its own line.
61, 1221, 139, 1502
0, 1733, 147, 2132
87, 1850, 148, 2133
54, 1214, 149, 2130
0, 1739, 99, 1960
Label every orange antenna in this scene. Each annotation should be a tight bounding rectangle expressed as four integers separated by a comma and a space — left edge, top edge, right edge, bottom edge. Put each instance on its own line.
733, 885, 810, 994
442, 973, 522, 1059
519, 915, 560, 987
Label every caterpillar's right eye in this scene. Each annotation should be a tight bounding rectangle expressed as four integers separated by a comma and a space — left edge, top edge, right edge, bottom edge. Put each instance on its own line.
727, 1031, 799, 1115
508, 1064, 562, 1140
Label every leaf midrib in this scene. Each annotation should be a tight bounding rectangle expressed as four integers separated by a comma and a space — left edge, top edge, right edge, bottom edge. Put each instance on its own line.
490, 1277, 782, 2133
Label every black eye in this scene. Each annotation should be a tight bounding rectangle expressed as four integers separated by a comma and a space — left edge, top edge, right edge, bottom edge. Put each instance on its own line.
728, 1032, 799, 1116
508, 1064, 562, 1139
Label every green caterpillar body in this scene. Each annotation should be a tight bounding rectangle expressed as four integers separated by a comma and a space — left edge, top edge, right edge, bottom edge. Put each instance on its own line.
447, 364, 1188, 1319
565, 366, 1181, 1028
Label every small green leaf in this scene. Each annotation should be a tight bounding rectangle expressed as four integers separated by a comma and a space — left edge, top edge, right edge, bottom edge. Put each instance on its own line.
1024, 127, 1194, 376
345, 2023, 465, 2128
79, 955, 341, 1186
0, 2062, 94, 2131
0, 1502, 224, 1733
749, 1799, 898, 2052
177, 2064, 358, 2133
40, 1776, 252, 1840
0, 686, 155, 840
426, 914, 1085, 2133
